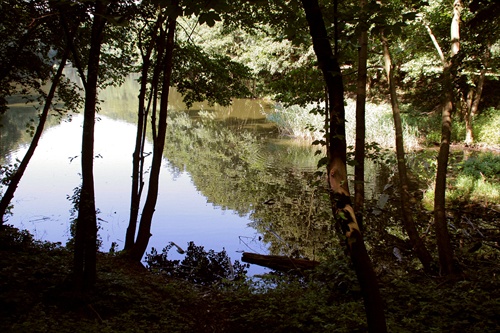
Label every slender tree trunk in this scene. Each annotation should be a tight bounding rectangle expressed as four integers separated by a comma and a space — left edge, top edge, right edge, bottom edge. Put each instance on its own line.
354, 0, 368, 218
125, 14, 163, 251
381, 34, 433, 272
464, 88, 474, 145
464, 45, 489, 144
74, 0, 107, 291
300, 1, 387, 331
434, 64, 455, 276
128, 16, 177, 262
0, 50, 69, 224
462, 85, 475, 145
470, 50, 488, 118
434, 0, 462, 276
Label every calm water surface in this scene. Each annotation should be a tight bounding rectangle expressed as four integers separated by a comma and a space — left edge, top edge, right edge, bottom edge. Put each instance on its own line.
5, 115, 264, 258
1, 74, 391, 274
0, 79, 284, 274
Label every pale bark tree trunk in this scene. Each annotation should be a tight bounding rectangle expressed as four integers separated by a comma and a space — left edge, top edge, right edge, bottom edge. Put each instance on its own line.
0, 50, 69, 224
354, 0, 368, 219
128, 16, 177, 262
464, 46, 490, 145
433, 0, 462, 276
300, 1, 387, 331
381, 33, 433, 272
423, 22, 446, 67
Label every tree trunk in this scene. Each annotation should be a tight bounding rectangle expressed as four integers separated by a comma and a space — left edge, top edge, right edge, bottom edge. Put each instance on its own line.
464, 88, 474, 145
74, 0, 107, 292
0, 50, 69, 224
300, 1, 387, 331
434, 0, 462, 276
434, 65, 456, 276
60, 13, 87, 90
125, 14, 163, 251
128, 16, 177, 262
464, 45, 489, 144
354, 0, 368, 218
381, 34, 433, 272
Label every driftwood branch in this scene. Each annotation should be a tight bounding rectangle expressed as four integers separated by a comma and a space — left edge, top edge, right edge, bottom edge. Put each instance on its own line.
241, 252, 319, 272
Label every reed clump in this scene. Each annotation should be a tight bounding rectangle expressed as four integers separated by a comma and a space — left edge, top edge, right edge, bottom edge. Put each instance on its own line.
267, 99, 421, 151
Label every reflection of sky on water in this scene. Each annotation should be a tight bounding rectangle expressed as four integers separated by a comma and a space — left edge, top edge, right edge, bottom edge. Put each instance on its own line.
6, 114, 266, 274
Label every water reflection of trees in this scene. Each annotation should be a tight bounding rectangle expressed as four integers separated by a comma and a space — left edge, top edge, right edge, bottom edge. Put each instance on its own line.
164, 111, 338, 259
0, 102, 65, 161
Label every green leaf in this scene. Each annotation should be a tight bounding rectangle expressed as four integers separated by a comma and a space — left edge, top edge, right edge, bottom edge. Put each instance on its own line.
317, 156, 328, 168
199, 11, 221, 27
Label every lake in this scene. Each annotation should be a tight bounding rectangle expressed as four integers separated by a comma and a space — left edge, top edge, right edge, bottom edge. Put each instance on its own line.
0, 74, 320, 274
1, 73, 392, 274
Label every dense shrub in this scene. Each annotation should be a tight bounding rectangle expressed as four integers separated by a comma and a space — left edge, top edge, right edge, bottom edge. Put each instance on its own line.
459, 152, 500, 180
145, 241, 249, 286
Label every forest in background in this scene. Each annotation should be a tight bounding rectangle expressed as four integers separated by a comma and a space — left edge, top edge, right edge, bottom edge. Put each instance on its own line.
1, 0, 500, 332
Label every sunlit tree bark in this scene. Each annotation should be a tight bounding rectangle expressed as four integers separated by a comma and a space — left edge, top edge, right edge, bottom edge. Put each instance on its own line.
464, 45, 489, 145
300, 0, 387, 331
433, 0, 462, 276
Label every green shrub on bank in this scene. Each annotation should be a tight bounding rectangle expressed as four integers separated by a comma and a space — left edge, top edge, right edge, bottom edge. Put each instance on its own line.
459, 153, 500, 180
441, 153, 500, 203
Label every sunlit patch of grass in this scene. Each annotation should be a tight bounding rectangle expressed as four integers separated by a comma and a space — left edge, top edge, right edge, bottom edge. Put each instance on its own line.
448, 175, 500, 203
422, 176, 500, 211
474, 107, 500, 146
422, 185, 435, 211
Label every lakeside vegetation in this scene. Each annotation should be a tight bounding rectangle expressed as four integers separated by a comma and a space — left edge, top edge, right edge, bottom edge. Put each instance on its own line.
2, 223, 499, 333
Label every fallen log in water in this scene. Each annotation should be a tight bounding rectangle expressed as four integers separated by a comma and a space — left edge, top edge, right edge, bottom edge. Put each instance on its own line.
241, 252, 320, 272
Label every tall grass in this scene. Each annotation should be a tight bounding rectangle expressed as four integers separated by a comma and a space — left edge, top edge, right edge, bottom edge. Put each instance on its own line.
266, 103, 324, 141
267, 99, 421, 150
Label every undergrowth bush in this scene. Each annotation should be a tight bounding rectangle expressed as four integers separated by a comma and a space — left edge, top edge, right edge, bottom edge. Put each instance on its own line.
146, 241, 249, 286
2, 224, 500, 332
459, 153, 500, 180
445, 153, 500, 202
446, 175, 500, 203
